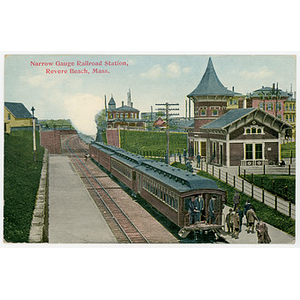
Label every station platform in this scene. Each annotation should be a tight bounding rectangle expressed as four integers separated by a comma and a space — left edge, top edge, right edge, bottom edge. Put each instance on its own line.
48, 155, 118, 243
221, 205, 295, 244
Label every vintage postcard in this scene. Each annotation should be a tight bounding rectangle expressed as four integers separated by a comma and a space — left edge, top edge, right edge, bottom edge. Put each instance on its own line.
2, 54, 296, 245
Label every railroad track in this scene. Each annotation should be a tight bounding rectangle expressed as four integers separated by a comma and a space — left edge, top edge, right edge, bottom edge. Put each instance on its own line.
63, 135, 149, 244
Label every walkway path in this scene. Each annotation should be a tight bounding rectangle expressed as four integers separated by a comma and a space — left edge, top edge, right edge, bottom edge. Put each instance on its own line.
48, 155, 118, 243
222, 205, 295, 244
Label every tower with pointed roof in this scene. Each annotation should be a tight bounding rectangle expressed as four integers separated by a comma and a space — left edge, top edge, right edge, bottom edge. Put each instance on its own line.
108, 95, 116, 111
187, 57, 241, 157
188, 57, 241, 130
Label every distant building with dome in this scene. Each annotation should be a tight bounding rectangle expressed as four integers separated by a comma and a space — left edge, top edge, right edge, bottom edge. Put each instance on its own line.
106, 91, 145, 130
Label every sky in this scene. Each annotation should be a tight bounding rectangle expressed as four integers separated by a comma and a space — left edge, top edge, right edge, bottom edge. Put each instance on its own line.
4, 54, 297, 136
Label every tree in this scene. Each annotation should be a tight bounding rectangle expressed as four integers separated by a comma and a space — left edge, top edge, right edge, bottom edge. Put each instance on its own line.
95, 109, 107, 127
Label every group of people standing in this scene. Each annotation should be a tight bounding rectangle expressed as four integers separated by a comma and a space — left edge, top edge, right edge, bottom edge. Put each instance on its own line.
225, 192, 271, 243
188, 194, 216, 225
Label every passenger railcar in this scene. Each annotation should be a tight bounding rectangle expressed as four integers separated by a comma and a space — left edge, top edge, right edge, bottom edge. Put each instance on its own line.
90, 141, 226, 228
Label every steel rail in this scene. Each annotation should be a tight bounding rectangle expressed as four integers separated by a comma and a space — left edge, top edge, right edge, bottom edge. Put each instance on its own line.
64, 136, 149, 243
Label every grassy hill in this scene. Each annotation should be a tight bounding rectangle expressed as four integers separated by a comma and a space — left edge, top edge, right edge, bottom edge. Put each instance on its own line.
4, 131, 44, 242
120, 130, 187, 156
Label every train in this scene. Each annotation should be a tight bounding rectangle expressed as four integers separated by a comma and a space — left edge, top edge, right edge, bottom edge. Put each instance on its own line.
89, 141, 227, 229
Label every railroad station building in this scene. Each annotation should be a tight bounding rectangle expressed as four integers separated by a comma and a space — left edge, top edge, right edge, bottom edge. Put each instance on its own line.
187, 57, 292, 166
199, 107, 292, 167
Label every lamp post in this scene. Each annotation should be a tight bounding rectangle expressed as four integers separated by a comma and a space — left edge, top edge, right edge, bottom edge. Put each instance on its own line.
31, 106, 36, 162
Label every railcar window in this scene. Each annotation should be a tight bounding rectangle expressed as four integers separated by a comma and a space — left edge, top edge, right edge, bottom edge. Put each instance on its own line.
142, 175, 179, 211
111, 160, 132, 180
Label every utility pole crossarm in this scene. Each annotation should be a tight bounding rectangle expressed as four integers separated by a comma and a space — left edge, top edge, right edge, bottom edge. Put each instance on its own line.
155, 102, 180, 165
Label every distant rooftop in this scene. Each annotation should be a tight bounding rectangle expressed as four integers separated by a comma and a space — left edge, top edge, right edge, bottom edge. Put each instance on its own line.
5, 102, 32, 119
115, 105, 139, 112
249, 86, 292, 98
187, 57, 241, 97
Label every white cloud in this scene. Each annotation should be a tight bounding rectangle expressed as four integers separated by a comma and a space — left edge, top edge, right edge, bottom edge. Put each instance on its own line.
239, 66, 274, 80
166, 62, 181, 78
128, 59, 136, 66
63, 93, 103, 136
141, 62, 191, 79
182, 67, 192, 74
141, 64, 164, 78
21, 74, 58, 88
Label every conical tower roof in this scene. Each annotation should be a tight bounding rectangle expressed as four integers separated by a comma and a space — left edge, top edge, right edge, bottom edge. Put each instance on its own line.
108, 95, 116, 105
187, 57, 241, 97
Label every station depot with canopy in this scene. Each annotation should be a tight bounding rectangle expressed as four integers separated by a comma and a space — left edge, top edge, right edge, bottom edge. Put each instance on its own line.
187, 57, 292, 167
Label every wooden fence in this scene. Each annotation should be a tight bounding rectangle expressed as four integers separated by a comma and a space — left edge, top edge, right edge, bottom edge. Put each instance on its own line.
199, 161, 295, 220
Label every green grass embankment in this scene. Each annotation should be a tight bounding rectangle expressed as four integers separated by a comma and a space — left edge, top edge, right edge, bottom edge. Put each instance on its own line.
281, 142, 295, 158
171, 162, 295, 236
241, 174, 295, 204
4, 131, 45, 242
120, 130, 187, 156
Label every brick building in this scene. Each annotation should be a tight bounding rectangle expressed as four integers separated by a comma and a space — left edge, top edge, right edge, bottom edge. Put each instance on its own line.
106, 95, 145, 130
187, 57, 241, 156
186, 58, 292, 165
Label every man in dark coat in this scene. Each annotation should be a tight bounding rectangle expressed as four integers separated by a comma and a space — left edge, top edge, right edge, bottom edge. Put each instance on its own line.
196, 154, 201, 168
188, 197, 199, 225
195, 194, 204, 222
233, 191, 240, 211
243, 200, 251, 227
225, 208, 234, 233
207, 196, 216, 224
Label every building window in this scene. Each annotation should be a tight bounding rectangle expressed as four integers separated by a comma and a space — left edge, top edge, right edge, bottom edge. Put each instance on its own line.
267, 103, 272, 110
200, 109, 206, 116
245, 144, 263, 160
7, 113, 11, 120
259, 102, 264, 110
244, 125, 264, 135
276, 103, 281, 111
255, 144, 263, 159
212, 109, 218, 116
245, 144, 253, 159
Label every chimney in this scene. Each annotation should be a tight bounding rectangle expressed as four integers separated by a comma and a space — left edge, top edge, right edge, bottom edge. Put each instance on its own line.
122, 101, 124, 107
131, 102, 133, 108
243, 97, 247, 108
232, 86, 234, 92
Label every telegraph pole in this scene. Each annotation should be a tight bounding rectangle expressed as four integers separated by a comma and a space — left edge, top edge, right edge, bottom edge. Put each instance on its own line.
155, 102, 179, 164
31, 106, 36, 162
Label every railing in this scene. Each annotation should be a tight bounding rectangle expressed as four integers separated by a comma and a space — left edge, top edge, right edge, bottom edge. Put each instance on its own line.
198, 161, 295, 220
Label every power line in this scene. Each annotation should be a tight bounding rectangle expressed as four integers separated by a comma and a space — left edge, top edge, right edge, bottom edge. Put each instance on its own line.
155, 102, 179, 164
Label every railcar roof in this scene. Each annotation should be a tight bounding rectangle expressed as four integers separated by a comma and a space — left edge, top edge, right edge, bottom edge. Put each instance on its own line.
92, 142, 146, 165
135, 160, 220, 192
92, 142, 222, 193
